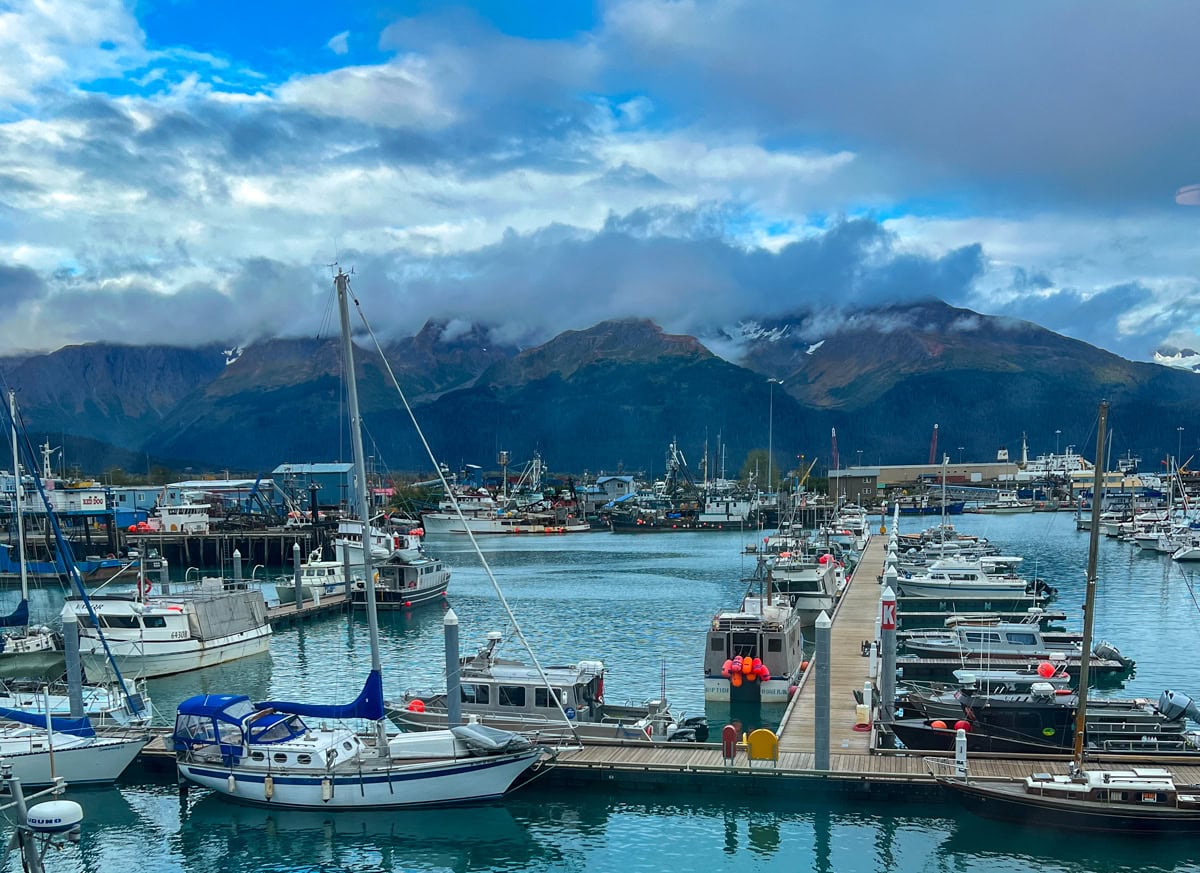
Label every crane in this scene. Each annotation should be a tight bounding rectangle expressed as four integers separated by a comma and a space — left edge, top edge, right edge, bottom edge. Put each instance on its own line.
928, 423, 939, 465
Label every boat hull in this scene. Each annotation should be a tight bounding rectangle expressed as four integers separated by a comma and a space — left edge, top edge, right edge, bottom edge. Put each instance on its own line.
177, 749, 541, 809
81, 626, 273, 680
939, 777, 1200, 833
423, 513, 590, 535
0, 736, 145, 787
704, 676, 793, 703
353, 579, 449, 610
897, 580, 1030, 598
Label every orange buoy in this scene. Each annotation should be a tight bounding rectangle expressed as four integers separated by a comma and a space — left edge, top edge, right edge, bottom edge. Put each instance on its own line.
931, 720, 947, 730
954, 720, 971, 732
406, 699, 426, 713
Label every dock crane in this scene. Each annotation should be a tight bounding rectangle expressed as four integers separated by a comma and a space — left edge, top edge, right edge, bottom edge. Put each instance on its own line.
928, 423, 939, 465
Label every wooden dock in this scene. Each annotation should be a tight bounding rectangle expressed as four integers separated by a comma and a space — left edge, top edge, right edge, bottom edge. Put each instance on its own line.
776, 534, 885, 756
265, 592, 350, 627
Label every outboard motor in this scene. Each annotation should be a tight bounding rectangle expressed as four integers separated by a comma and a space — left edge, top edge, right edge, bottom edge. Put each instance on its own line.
666, 727, 698, 742
1158, 690, 1200, 723
1092, 640, 1130, 666
681, 715, 709, 742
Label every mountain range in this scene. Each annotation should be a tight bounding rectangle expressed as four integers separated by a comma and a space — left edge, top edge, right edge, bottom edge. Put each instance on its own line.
2, 300, 1196, 480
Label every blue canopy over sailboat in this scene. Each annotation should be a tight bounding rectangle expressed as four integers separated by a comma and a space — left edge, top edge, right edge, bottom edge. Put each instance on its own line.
0, 599, 29, 629
0, 705, 94, 738
255, 669, 384, 722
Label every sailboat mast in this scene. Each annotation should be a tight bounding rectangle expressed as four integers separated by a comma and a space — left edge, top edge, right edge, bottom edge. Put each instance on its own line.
334, 271, 383, 677
9, 391, 28, 604
1072, 399, 1108, 765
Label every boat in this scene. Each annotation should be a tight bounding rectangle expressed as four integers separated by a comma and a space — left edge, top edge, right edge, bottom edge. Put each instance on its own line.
974, 491, 1036, 513
893, 685, 1200, 754
0, 677, 152, 727
173, 268, 548, 809
386, 632, 708, 743
763, 548, 842, 627
66, 578, 272, 680
349, 535, 449, 610
703, 578, 806, 702
901, 617, 1124, 665
932, 401, 1200, 831
896, 558, 1039, 599
274, 546, 348, 606
0, 707, 146, 787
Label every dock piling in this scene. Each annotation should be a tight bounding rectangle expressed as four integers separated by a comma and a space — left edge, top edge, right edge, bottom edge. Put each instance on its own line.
444, 609, 461, 726
292, 543, 302, 604
880, 585, 897, 723
62, 611, 84, 719
814, 610, 831, 771
232, 548, 242, 582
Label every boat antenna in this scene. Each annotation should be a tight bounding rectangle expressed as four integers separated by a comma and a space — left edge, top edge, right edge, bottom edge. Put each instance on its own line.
346, 283, 581, 745
1072, 399, 1108, 766
334, 269, 390, 756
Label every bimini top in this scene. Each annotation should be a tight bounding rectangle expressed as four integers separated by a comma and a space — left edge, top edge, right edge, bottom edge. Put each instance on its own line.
177, 694, 252, 723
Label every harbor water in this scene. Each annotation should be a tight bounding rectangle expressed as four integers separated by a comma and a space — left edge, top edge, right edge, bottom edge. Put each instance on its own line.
8, 512, 1200, 872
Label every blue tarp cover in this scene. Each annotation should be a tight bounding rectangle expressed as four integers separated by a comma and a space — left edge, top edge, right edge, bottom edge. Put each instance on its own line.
256, 669, 384, 722
0, 599, 29, 628
0, 706, 94, 738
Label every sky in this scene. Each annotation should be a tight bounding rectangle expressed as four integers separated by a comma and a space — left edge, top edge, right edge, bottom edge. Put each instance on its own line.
2, 0, 1199, 363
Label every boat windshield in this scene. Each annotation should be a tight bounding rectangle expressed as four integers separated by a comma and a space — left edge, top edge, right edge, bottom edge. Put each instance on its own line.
247, 712, 307, 745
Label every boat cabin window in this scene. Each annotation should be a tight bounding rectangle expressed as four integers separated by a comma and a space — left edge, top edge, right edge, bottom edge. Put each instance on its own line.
250, 751, 265, 761
100, 614, 142, 630
297, 754, 312, 765
498, 686, 526, 707
964, 631, 1003, 645
535, 688, 563, 708
143, 616, 167, 629
76, 613, 95, 629
767, 639, 782, 653
461, 684, 490, 705
1005, 632, 1038, 646
710, 637, 725, 651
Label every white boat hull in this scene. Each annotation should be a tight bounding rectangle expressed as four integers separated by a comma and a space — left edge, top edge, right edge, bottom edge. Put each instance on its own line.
704, 676, 793, 703
897, 580, 1029, 598
422, 513, 588, 535
0, 736, 145, 786
81, 626, 272, 680
177, 749, 541, 809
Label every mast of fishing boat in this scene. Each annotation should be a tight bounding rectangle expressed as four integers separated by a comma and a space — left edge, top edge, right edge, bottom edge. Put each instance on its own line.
1072, 399, 1108, 766
334, 268, 388, 755
9, 391, 28, 614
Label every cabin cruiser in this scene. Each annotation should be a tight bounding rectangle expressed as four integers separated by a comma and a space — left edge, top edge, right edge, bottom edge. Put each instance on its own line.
764, 548, 842, 627
896, 558, 1044, 599
387, 632, 708, 743
901, 619, 1122, 664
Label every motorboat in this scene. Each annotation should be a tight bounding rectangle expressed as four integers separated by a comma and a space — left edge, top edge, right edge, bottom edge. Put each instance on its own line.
895, 686, 1200, 755
896, 558, 1041, 599
386, 632, 708, 743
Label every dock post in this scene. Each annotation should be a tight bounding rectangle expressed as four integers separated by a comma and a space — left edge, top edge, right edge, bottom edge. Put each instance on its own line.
814, 610, 831, 771
444, 608, 462, 726
232, 548, 242, 582
879, 585, 897, 723
868, 617, 879, 679
342, 545, 353, 609
159, 555, 170, 595
954, 728, 968, 777
292, 543, 303, 604
62, 611, 85, 718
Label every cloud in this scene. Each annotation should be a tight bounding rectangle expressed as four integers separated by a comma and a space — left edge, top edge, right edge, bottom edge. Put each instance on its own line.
327, 30, 350, 56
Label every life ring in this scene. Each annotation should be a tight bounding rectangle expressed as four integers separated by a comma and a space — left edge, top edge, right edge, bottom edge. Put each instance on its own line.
142, 577, 152, 596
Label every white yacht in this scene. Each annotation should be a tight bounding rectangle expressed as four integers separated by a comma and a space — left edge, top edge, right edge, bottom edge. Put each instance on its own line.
896, 558, 1032, 598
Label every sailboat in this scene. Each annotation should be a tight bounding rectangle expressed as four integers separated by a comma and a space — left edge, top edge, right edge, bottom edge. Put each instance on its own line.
172, 269, 547, 809
932, 402, 1200, 832
0, 390, 62, 679
0, 391, 148, 786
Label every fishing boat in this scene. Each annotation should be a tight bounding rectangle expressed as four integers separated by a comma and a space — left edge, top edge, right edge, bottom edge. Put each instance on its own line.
274, 546, 348, 606
974, 491, 1036, 514
387, 632, 708, 743
932, 401, 1200, 831
173, 269, 547, 809
703, 577, 806, 703
349, 537, 449, 610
